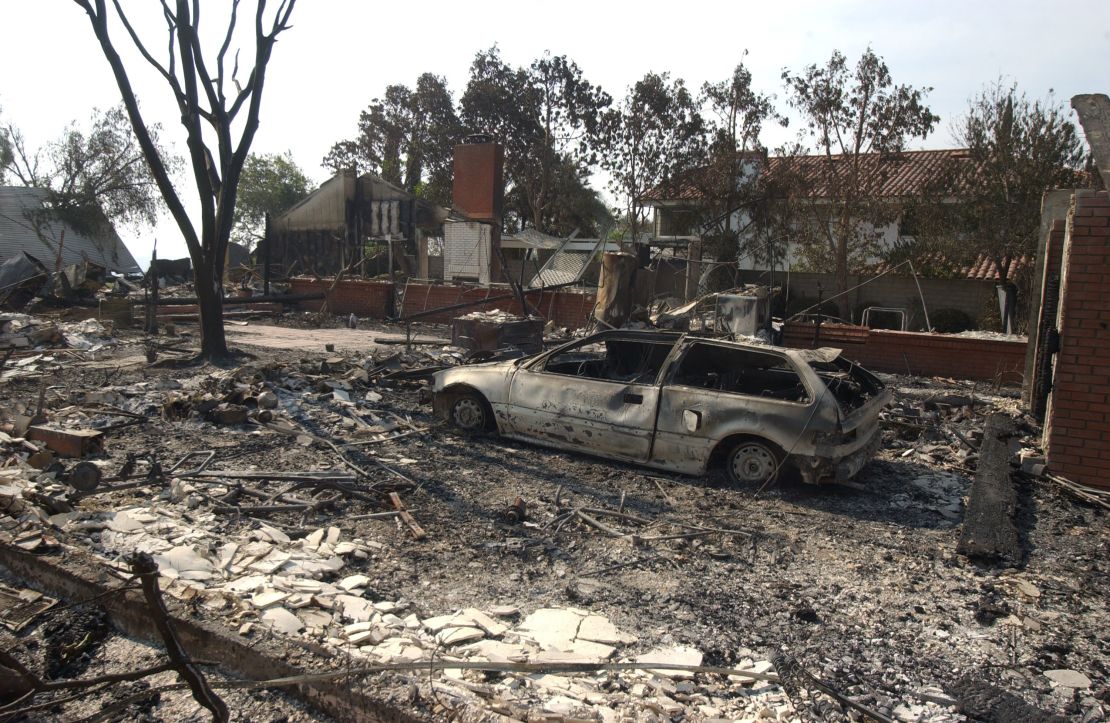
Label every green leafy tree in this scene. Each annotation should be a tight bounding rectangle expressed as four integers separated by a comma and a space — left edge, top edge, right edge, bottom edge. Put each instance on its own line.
599, 72, 705, 246
696, 54, 783, 261
932, 84, 1085, 276
782, 47, 938, 318
2, 104, 174, 235
323, 73, 461, 206
73, 0, 297, 361
910, 83, 1087, 331
232, 151, 311, 247
462, 47, 611, 233
0, 106, 12, 183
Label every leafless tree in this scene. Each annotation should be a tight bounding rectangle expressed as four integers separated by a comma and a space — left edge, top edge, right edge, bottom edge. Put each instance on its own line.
72, 0, 297, 359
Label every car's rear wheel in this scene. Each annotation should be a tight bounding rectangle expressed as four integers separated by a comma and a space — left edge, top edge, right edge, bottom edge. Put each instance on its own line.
449, 392, 490, 432
726, 439, 782, 486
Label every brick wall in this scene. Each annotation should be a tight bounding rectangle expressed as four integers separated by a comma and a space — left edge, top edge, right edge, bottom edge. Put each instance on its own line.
1045, 190, 1110, 488
287, 277, 598, 330
783, 321, 1027, 383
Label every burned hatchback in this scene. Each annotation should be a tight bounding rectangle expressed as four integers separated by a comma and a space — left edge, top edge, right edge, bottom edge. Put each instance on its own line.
432, 330, 890, 485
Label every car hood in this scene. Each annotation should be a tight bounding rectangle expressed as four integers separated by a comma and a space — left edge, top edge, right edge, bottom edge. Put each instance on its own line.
432, 358, 521, 392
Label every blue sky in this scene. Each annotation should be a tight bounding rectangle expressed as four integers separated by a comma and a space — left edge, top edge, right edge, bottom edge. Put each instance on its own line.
1, 0, 1107, 268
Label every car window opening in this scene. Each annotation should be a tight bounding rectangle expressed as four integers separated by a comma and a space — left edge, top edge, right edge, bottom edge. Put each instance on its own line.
545, 339, 674, 384
673, 343, 810, 402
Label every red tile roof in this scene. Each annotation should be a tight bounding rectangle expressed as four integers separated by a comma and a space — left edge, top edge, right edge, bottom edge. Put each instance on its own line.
867, 252, 1031, 281
640, 149, 973, 203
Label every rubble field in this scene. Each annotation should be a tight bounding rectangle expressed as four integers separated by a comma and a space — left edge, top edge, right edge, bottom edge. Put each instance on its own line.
0, 314, 1107, 722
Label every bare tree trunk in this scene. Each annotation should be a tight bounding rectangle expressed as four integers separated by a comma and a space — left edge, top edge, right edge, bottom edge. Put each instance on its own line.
194, 256, 229, 358
835, 234, 850, 321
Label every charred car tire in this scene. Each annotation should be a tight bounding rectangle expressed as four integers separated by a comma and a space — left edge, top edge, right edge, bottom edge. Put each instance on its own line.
449, 392, 491, 433
725, 439, 783, 486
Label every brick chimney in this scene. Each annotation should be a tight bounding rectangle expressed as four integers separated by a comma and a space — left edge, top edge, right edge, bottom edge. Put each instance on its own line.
452, 134, 504, 224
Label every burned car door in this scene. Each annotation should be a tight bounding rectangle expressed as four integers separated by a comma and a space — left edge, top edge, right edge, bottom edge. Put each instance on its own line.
651, 341, 815, 473
504, 334, 678, 461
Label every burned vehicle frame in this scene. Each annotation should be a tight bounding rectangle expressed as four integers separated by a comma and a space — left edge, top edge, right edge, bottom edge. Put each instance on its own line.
432, 330, 891, 485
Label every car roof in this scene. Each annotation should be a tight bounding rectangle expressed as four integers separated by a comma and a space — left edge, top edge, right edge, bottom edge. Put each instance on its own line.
580, 329, 799, 356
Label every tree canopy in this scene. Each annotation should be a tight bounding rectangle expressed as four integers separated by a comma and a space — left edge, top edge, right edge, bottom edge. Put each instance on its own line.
696, 55, 783, 261
323, 73, 460, 206
232, 151, 312, 247
919, 83, 1087, 277
599, 71, 706, 244
1, 104, 174, 236
782, 47, 939, 318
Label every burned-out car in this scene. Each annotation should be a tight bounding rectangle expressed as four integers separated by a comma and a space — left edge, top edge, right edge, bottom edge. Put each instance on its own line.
432, 330, 890, 485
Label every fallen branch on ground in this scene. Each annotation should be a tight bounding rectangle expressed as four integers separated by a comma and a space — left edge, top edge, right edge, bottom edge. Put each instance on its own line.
128, 553, 228, 722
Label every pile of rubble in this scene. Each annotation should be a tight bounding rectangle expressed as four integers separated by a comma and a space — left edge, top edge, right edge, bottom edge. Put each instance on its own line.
0, 314, 1106, 722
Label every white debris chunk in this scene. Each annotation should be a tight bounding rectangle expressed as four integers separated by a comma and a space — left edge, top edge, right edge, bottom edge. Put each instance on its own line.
1045, 669, 1092, 689
154, 545, 213, 573
635, 645, 703, 678
518, 608, 584, 650
577, 614, 636, 645
251, 590, 289, 609
339, 574, 370, 591
262, 607, 303, 635
437, 626, 485, 646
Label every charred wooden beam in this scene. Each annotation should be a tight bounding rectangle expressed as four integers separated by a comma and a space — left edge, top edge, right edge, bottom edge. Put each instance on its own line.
957, 414, 1021, 564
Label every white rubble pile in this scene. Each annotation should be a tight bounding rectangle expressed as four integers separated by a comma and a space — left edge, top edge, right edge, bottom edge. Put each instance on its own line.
17, 491, 816, 721
456, 309, 523, 324
58, 318, 117, 351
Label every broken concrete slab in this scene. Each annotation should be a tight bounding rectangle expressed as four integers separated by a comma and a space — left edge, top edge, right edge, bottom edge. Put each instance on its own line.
518, 608, 583, 650
262, 607, 304, 635
635, 645, 703, 678
1044, 669, 1092, 689
577, 614, 636, 645
436, 626, 485, 646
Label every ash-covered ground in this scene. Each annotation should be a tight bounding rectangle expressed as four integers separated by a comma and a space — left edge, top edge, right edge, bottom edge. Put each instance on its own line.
0, 316, 1106, 722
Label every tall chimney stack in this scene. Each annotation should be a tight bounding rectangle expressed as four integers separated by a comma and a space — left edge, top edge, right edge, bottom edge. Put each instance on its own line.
452, 134, 504, 224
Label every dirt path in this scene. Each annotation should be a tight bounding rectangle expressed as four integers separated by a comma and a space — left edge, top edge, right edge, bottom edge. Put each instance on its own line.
223, 322, 449, 352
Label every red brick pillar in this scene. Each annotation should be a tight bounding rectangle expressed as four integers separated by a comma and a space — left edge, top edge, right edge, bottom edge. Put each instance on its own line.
1044, 190, 1110, 488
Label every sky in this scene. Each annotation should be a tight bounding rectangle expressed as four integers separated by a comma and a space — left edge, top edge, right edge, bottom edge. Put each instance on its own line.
1, 0, 1108, 270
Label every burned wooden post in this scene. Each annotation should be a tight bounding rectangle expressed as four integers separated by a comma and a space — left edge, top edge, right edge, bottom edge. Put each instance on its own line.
957, 414, 1021, 564
593, 251, 637, 328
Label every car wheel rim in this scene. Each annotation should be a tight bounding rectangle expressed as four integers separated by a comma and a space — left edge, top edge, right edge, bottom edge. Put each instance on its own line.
731, 444, 777, 483
453, 398, 484, 430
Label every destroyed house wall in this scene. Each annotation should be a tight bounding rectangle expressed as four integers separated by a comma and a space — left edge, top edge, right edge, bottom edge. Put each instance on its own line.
287, 277, 598, 330
782, 322, 1027, 383
740, 270, 1000, 329
1044, 190, 1110, 489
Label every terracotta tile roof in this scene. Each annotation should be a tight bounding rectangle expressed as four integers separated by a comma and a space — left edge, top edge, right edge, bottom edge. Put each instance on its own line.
766, 149, 973, 198
867, 252, 1031, 280
640, 149, 973, 203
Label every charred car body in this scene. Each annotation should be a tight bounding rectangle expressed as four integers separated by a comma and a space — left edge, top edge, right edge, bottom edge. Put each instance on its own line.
432, 331, 890, 485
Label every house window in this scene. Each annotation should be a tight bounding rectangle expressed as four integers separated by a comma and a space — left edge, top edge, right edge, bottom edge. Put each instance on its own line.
656, 208, 698, 238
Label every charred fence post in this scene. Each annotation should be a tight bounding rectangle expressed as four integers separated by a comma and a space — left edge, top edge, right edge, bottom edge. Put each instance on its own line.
957, 414, 1021, 564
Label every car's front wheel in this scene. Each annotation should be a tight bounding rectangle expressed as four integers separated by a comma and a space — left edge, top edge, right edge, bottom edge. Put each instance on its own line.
725, 439, 783, 486
449, 392, 491, 432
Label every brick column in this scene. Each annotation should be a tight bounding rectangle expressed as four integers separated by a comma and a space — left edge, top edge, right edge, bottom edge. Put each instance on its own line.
1044, 190, 1110, 488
